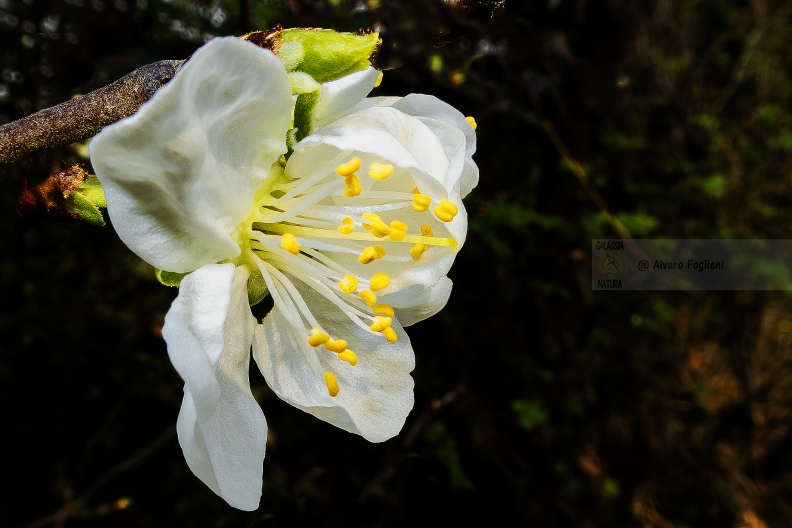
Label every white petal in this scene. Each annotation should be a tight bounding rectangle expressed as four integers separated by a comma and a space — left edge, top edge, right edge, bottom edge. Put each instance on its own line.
252, 279, 415, 442
163, 264, 266, 510
312, 67, 380, 131
387, 276, 454, 327
90, 37, 292, 273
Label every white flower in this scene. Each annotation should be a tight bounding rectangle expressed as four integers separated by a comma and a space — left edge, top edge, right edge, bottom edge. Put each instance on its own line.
89, 37, 477, 510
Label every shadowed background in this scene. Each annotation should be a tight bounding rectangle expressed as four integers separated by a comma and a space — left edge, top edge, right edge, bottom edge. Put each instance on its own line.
3, 0, 792, 526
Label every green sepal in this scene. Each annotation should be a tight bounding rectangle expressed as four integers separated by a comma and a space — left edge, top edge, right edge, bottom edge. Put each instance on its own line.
77, 176, 106, 208
293, 90, 320, 143
281, 28, 379, 83
247, 269, 269, 306
155, 269, 189, 287
63, 191, 105, 226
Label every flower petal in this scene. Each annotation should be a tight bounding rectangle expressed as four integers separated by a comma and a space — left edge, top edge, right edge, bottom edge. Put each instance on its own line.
252, 277, 415, 442
163, 263, 266, 510
385, 276, 454, 327
312, 66, 381, 131
90, 37, 292, 273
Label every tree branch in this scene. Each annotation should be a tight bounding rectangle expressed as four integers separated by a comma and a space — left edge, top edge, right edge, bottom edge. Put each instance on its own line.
0, 59, 184, 167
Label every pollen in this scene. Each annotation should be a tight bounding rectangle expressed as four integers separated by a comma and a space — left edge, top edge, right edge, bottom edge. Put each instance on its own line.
362, 213, 390, 237
389, 220, 408, 240
369, 163, 394, 180
370, 273, 390, 291
421, 224, 434, 237
359, 290, 377, 307
324, 339, 348, 353
336, 157, 361, 176
373, 304, 394, 317
281, 232, 301, 255
383, 326, 398, 343
373, 245, 386, 258
465, 115, 477, 130
434, 200, 459, 222
307, 328, 330, 347
338, 275, 358, 294
358, 246, 378, 264
410, 243, 428, 260
324, 372, 340, 397
338, 349, 358, 366
374, 71, 383, 88
343, 174, 362, 197
338, 216, 355, 234
412, 193, 432, 212
370, 316, 392, 332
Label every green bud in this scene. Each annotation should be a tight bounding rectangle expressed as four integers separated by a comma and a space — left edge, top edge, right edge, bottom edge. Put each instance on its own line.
247, 269, 269, 306
63, 191, 105, 226
281, 28, 379, 83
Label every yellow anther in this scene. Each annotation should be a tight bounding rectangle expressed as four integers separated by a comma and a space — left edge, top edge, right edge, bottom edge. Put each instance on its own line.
370, 316, 392, 332
374, 71, 383, 88
359, 290, 377, 307
324, 372, 340, 397
410, 243, 428, 260
465, 115, 477, 130
383, 326, 398, 343
361, 212, 391, 236
338, 216, 355, 234
307, 328, 330, 347
338, 349, 358, 366
336, 157, 361, 176
434, 199, 459, 222
373, 245, 387, 259
358, 246, 378, 265
368, 163, 394, 180
324, 339, 348, 353
412, 193, 432, 212
338, 275, 358, 294
343, 174, 362, 197
373, 304, 395, 317
281, 232, 300, 255
370, 273, 391, 292
389, 220, 408, 240
421, 224, 434, 237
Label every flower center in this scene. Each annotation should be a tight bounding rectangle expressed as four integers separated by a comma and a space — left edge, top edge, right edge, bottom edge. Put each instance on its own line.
242, 155, 459, 397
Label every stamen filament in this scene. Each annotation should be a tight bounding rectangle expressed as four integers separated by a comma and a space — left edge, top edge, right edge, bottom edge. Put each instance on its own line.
257, 223, 458, 250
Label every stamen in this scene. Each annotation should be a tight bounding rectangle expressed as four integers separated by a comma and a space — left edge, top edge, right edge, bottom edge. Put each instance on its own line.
370, 316, 392, 332
410, 243, 428, 260
373, 245, 387, 259
373, 304, 394, 317
369, 163, 394, 180
389, 220, 408, 240
374, 71, 383, 88
338, 216, 355, 234
338, 275, 358, 294
324, 339, 348, 353
281, 232, 301, 255
358, 246, 379, 264
383, 326, 398, 343
343, 174, 362, 197
412, 192, 431, 212
259, 222, 458, 251
361, 213, 391, 238
336, 157, 361, 176
370, 273, 390, 292
359, 290, 377, 307
434, 200, 459, 222
465, 115, 477, 130
307, 328, 330, 347
421, 224, 434, 237
324, 372, 340, 397
338, 349, 358, 366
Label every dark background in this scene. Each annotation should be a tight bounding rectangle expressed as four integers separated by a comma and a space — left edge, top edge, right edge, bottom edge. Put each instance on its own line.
3, 0, 792, 526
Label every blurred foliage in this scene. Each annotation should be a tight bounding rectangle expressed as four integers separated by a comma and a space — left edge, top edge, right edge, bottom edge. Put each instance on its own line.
3, 0, 792, 526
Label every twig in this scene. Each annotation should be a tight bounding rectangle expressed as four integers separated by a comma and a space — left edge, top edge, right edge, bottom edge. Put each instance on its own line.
0, 60, 183, 167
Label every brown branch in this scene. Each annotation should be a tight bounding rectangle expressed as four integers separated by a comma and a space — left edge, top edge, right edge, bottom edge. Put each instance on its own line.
0, 59, 184, 167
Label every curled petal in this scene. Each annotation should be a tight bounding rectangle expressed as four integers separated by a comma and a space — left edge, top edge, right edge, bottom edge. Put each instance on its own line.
312, 66, 381, 131
385, 276, 454, 327
252, 279, 415, 442
163, 264, 266, 510
90, 37, 292, 273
